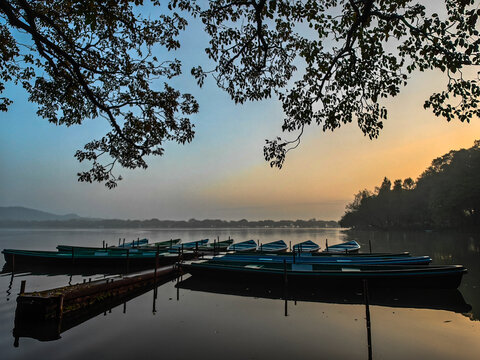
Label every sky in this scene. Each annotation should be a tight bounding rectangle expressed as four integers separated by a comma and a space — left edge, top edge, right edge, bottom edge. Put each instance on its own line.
0, 3, 479, 221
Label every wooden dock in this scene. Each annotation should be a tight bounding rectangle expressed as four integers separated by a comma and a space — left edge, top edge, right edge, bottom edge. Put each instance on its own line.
15, 265, 177, 321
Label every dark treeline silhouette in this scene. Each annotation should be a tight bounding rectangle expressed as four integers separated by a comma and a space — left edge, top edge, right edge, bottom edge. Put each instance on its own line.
0, 218, 338, 229
340, 140, 480, 230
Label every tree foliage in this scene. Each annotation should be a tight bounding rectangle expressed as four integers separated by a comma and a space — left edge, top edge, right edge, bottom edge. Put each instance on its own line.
339, 140, 480, 230
0, 0, 199, 188
1, 1, 479, 186
194, 0, 480, 168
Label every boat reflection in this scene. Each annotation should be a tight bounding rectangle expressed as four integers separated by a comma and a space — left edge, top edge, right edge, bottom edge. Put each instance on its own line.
176, 276, 472, 314
12, 273, 177, 346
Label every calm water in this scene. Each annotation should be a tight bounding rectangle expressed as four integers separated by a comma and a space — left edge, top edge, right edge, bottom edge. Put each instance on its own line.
0, 228, 479, 360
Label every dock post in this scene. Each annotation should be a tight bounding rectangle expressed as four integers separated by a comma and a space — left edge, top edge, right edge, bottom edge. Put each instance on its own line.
119, 238, 121, 246
369, 240, 372, 254
195, 241, 198, 255
103, 240, 105, 249
154, 245, 159, 282
19, 280, 26, 295
57, 295, 64, 319
126, 249, 130, 274
289, 241, 291, 251
181, 244, 184, 256
123, 238, 125, 247
293, 249, 296, 264
326, 239, 329, 252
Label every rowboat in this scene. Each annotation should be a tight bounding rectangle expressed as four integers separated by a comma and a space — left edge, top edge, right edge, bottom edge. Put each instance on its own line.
227, 239, 257, 252
2, 248, 184, 269
182, 260, 467, 289
258, 240, 288, 253
197, 239, 234, 252
116, 238, 149, 248
170, 239, 209, 250
292, 240, 320, 253
325, 240, 360, 253
142, 238, 181, 249
212, 253, 432, 265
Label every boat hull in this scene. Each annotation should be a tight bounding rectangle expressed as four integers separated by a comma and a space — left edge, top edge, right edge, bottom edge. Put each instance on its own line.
182, 263, 466, 289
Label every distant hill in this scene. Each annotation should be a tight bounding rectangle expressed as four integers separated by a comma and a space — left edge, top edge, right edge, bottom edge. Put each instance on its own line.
0, 206, 83, 221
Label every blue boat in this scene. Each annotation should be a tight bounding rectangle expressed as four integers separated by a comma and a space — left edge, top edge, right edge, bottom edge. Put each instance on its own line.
293, 240, 320, 253
182, 260, 467, 289
171, 239, 209, 250
213, 253, 432, 265
228, 240, 257, 252
116, 238, 149, 248
258, 240, 288, 253
325, 240, 360, 253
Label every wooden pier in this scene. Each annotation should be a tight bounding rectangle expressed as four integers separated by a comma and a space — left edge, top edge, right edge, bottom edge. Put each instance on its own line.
15, 265, 177, 321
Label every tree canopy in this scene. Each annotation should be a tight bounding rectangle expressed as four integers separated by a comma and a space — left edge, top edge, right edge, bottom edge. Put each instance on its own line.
1, 0, 479, 186
339, 140, 480, 230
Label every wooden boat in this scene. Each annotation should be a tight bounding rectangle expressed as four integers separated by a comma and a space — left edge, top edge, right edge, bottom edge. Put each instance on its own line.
325, 240, 360, 253
293, 240, 320, 253
227, 239, 257, 252
197, 239, 234, 252
2, 248, 184, 269
142, 238, 181, 249
170, 238, 209, 250
212, 253, 432, 265
258, 240, 288, 253
182, 260, 467, 289
116, 238, 149, 248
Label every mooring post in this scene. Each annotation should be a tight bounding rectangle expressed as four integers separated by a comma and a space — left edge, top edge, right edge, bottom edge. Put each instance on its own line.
369, 240, 372, 254
57, 295, 64, 319
289, 241, 291, 251
119, 238, 121, 246
293, 249, 296, 264
195, 241, 198, 255
154, 245, 159, 282
19, 280, 26, 295
123, 238, 125, 247
102, 240, 105, 249
181, 244, 184, 256
326, 239, 329, 252
126, 248, 130, 274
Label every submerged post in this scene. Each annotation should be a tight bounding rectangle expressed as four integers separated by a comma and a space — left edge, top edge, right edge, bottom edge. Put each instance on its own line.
363, 279, 372, 360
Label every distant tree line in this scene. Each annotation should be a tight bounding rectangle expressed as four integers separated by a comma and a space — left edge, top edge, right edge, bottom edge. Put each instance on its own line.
0, 218, 339, 229
340, 140, 480, 230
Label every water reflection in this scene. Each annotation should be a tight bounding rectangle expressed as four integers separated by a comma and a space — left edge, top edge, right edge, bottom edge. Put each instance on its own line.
343, 230, 480, 320
12, 274, 177, 346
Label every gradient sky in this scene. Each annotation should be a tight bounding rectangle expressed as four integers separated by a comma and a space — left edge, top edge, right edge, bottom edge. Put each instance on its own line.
1, 3, 479, 221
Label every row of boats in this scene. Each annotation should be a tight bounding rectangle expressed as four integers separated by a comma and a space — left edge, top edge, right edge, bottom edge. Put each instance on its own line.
1, 238, 468, 289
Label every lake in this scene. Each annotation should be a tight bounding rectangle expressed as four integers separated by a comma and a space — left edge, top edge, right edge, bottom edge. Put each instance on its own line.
0, 228, 479, 359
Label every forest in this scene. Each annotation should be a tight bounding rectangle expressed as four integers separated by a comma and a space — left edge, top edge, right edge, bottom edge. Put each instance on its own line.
340, 140, 480, 230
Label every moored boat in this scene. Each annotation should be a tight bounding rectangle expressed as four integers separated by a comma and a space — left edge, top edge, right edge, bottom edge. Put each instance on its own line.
197, 239, 234, 252
325, 240, 360, 253
182, 260, 467, 289
170, 239, 209, 250
293, 240, 320, 253
227, 239, 258, 252
258, 240, 288, 253
212, 253, 432, 265
2, 248, 185, 269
